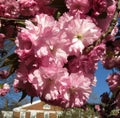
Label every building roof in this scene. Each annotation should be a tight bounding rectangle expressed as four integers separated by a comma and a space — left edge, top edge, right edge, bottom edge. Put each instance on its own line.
13, 100, 63, 112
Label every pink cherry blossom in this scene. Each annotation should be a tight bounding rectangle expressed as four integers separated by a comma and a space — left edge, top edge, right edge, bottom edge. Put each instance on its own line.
107, 73, 120, 108
93, 0, 116, 31
0, 0, 19, 18
18, 0, 39, 17
23, 14, 67, 66
58, 14, 101, 54
102, 39, 120, 69
14, 13, 100, 108
95, 104, 101, 111
0, 0, 55, 18
92, 0, 108, 16
15, 32, 33, 60
66, 0, 91, 15
0, 33, 5, 48
0, 4, 5, 17
0, 0, 119, 114
89, 43, 105, 62
0, 70, 9, 79
0, 0, 119, 111
0, 83, 10, 96
13, 62, 39, 97
107, 73, 120, 92
59, 72, 95, 108
34, 0, 56, 15
35, 68, 69, 101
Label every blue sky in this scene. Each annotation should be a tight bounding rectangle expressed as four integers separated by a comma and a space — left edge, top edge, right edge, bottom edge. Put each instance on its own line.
88, 61, 113, 103
95, 62, 111, 94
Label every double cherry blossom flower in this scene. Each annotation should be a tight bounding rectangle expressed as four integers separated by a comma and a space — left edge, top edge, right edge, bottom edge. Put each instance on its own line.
14, 13, 103, 108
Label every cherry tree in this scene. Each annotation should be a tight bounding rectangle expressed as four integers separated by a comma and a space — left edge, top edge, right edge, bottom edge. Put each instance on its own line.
0, 0, 120, 117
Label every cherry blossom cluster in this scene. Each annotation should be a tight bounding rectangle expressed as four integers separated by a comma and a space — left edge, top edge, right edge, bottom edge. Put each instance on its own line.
0, 0, 119, 109
13, 14, 99, 108
0, 83, 10, 96
107, 73, 120, 108
13, 0, 118, 108
102, 39, 120, 69
66, 0, 116, 31
0, 0, 55, 44
0, 0, 55, 18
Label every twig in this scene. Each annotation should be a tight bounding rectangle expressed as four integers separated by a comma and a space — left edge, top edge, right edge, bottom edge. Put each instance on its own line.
0, 17, 25, 22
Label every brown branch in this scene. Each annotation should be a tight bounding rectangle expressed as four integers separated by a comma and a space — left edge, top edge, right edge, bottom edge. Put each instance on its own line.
0, 17, 25, 22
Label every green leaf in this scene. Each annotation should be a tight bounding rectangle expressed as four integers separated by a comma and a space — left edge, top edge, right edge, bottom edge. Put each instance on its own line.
49, 0, 68, 19
1, 53, 19, 67
0, 84, 3, 88
15, 21, 25, 27
9, 63, 18, 76
9, 38, 16, 41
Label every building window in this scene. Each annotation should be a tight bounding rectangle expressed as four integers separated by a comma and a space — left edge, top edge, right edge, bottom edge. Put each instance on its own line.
30, 111, 37, 118
57, 112, 62, 118
20, 111, 26, 118
44, 112, 49, 118
2, 111, 13, 118
43, 104, 51, 109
